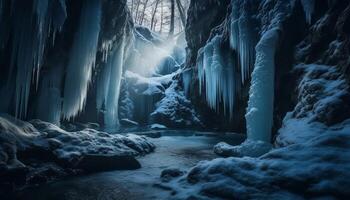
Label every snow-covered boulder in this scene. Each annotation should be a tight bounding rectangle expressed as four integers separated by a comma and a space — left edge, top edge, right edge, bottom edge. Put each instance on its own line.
150, 81, 202, 128
168, 126, 350, 199
0, 114, 155, 189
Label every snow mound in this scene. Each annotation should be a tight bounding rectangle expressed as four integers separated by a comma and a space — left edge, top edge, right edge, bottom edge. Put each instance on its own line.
277, 64, 350, 146
214, 140, 272, 158
151, 81, 202, 128
0, 115, 155, 170
150, 124, 167, 130
169, 127, 350, 199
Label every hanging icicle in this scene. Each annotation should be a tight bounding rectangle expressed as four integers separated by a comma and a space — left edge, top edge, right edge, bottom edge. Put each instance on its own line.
96, 37, 126, 129
197, 35, 236, 119
229, 0, 258, 84
9, 0, 67, 119
62, 0, 101, 120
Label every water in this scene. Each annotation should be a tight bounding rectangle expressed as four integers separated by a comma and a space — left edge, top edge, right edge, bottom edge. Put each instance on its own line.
17, 131, 244, 200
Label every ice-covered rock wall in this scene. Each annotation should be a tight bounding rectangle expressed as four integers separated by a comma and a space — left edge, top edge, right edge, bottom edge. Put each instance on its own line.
0, 0, 133, 127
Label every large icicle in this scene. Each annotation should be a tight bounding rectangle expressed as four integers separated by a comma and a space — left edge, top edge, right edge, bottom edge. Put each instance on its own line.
96, 37, 126, 129
197, 35, 236, 118
245, 28, 280, 142
9, 0, 67, 119
62, 0, 101, 120
229, 0, 257, 84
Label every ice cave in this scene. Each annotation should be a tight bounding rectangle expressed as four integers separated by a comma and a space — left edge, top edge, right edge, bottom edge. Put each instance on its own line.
1, 0, 350, 199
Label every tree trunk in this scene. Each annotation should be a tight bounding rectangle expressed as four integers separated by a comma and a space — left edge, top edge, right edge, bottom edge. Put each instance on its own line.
168, 0, 175, 37
150, 0, 161, 30
160, 0, 163, 33
176, 0, 186, 27
140, 0, 149, 25
134, 0, 141, 23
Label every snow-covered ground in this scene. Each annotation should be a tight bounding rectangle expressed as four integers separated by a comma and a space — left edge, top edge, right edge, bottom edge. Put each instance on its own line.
161, 63, 350, 199
0, 114, 155, 190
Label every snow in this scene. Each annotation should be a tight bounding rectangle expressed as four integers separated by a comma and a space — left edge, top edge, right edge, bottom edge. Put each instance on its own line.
151, 81, 201, 128
150, 124, 167, 130
166, 125, 350, 199
245, 28, 280, 143
62, 0, 101, 120
0, 114, 155, 170
197, 35, 236, 119
214, 140, 272, 158
276, 64, 350, 146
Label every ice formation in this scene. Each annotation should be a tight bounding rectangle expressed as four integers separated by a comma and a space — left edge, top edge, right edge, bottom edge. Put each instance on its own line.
229, 0, 258, 84
182, 69, 192, 96
245, 28, 280, 142
96, 37, 126, 129
8, 0, 67, 119
197, 35, 236, 118
301, 0, 315, 24
62, 0, 101, 120
35, 65, 64, 125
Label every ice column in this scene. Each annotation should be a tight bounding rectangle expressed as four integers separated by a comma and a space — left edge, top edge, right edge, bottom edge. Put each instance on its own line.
97, 37, 126, 129
197, 35, 236, 119
245, 28, 280, 142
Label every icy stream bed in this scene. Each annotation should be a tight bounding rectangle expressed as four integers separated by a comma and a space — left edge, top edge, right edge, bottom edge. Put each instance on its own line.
15, 131, 244, 200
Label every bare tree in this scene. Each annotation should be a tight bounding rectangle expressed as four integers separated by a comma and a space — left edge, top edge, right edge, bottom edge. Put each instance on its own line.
139, 0, 150, 25
168, 0, 175, 37
176, 0, 186, 27
134, 0, 141, 23
160, 0, 164, 33
150, 0, 161, 30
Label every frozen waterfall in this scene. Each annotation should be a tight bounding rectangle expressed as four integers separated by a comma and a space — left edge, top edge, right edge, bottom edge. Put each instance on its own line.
245, 28, 280, 142
197, 35, 236, 119
8, 0, 67, 119
62, 0, 101, 120
96, 37, 127, 129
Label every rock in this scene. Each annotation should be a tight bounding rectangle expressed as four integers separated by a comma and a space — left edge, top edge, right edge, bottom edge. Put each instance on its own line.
75, 154, 141, 173
161, 168, 185, 182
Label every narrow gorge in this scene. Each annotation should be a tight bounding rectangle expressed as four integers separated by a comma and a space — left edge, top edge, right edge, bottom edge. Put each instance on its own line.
0, 0, 350, 199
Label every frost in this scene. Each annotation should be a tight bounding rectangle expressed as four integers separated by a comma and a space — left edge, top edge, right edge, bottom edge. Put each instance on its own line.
62, 0, 101, 120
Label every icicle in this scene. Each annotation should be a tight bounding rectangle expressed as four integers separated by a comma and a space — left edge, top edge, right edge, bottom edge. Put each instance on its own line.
229, 0, 257, 84
197, 35, 236, 119
8, 0, 67, 119
35, 65, 63, 125
96, 37, 126, 129
182, 69, 192, 96
62, 0, 101, 120
301, 0, 314, 24
245, 28, 280, 142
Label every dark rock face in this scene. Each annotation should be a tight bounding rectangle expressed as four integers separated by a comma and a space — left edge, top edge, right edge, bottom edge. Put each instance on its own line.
185, 0, 231, 67
75, 154, 141, 173
184, 0, 350, 136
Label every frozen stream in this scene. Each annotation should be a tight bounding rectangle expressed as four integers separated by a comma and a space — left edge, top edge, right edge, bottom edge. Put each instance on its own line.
17, 131, 244, 200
